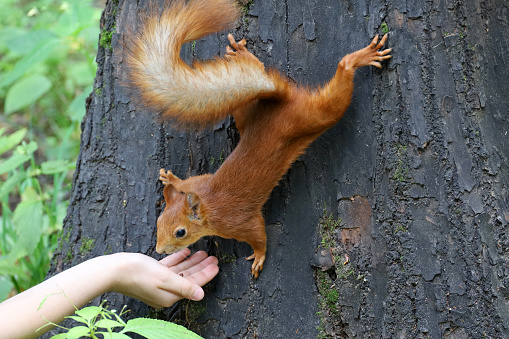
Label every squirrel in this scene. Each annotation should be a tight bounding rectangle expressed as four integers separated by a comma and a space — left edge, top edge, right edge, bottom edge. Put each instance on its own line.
124, 0, 391, 278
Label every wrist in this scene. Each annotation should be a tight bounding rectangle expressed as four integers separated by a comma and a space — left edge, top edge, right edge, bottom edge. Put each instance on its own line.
95, 253, 128, 294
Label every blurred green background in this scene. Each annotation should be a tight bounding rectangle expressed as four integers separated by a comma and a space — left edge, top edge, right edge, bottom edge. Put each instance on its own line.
0, 0, 102, 301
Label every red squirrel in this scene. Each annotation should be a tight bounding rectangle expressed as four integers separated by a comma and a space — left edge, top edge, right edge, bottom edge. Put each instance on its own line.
125, 0, 391, 277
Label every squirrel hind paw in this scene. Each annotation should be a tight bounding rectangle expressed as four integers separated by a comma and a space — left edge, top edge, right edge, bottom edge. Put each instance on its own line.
246, 253, 265, 279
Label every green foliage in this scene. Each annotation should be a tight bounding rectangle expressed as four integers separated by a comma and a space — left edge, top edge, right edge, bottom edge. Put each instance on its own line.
39, 301, 204, 339
0, 130, 74, 299
318, 209, 341, 249
380, 22, 389, 34
79, 236, 96, 254
0, 0, 101, 301
99, 24, 116, 51
392, 144, 409, 182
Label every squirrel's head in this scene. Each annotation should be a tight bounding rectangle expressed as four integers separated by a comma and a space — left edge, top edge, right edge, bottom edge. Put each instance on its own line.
156, 183, 208, 254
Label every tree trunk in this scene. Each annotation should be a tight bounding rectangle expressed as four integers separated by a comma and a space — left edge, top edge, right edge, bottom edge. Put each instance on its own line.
46, 0, 509, 338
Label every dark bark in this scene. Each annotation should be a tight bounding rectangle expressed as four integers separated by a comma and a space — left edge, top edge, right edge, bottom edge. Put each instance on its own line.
45, 0, 509, 338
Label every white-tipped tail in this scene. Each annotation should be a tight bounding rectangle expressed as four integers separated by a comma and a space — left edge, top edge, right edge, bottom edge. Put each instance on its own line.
125, 0, 282, 128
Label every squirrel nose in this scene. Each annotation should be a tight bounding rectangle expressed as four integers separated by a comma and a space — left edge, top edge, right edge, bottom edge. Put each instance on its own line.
155, 242, 166, 254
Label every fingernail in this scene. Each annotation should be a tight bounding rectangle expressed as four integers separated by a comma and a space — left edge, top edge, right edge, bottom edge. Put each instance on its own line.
191, 288, 204, 301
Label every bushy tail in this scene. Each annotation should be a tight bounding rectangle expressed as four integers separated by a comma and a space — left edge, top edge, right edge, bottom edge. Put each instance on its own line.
125, 0, 282, 128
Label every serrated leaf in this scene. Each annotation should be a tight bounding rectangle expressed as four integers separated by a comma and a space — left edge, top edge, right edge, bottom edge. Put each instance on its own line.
66, 326, 90, 339
75, 306, 102, 322
5, 74, 52, 114
95, 318, 124, 329
0, 154, 30, 175
0, 128, 27, 156
122, 318, 203, 339
0, 37, 60, 89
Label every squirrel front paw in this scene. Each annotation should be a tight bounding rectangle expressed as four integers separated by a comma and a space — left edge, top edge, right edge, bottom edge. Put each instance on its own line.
343, 34, 392, 69
246, 251, 265, 279
225, 34, 265, 69
159, 168, 180, 186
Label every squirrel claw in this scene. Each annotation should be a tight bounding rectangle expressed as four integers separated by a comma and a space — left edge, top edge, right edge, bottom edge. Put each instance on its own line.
224, 34, 264, 68
226, 34, 247, 58
342, 33, 392, 69
159, 168, 179, 186
246, 252, 265, 278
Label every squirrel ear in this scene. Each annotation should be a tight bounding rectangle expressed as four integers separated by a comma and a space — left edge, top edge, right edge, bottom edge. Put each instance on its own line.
163, 184, 178, 206
186, 192, 202, 220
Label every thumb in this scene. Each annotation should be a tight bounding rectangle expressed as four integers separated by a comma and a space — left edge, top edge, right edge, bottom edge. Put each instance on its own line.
178, 279, 204, 301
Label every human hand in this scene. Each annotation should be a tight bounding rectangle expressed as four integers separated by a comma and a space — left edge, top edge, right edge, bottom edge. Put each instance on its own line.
110, 249, 218, 308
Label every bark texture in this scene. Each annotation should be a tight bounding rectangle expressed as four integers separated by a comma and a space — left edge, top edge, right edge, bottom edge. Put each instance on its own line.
45, 0, 509, 338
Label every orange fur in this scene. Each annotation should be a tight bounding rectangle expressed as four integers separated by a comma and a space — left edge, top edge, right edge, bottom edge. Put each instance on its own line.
125, 0, 392, 277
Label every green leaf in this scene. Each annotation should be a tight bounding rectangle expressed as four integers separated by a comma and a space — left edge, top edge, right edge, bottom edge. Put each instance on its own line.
41, 160, 73, 175
67, 61, 95, 86
16, 140, 38, 156
95, 318, 124, 330
66, 326, 91, 339
5, 74, 52, 114
55, 0, 100, 37
0, 37, 60, 89
0, 275, 14, 301
12, 190, 43, 254
122, 318, 204, 339
0, 257, 26, 276
75, 305, 102, 323
6, 29, 55, 55
68, 86, 92, 122
0, 128, 27, 156
49, 333, 68, 339
0, 171, 26, 200
96, 333, 131, 339
0, 28, 26, 51
65, 315, 90, 325
0, 154, 30, 175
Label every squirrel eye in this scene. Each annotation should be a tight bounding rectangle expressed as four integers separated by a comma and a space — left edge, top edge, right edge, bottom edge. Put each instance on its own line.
175, 228, 186, 238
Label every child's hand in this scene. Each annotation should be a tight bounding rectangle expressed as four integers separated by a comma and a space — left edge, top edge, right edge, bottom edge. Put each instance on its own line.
111, 249, 219, 308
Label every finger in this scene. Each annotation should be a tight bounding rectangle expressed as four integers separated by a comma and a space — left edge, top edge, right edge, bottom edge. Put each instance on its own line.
185, 263, 220, 287
178, 279, 204, 301
378, 54, 392, 60
157, 270, 204, 301
159, 248, 191, 267
168, 250, 209, 273
178, 256, 218, 277
369, 61, 382, 68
